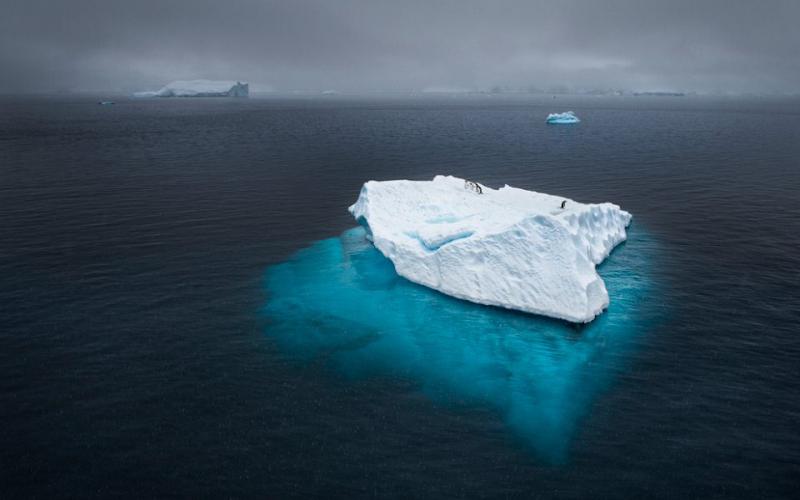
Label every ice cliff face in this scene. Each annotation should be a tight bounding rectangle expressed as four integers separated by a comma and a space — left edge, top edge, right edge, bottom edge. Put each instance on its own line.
349, 175, 632, 323
133, 80, 249, 98
546, 111, 580, 124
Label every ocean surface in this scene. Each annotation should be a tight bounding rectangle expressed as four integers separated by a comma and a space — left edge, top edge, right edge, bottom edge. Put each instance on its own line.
1, 94, 799, 498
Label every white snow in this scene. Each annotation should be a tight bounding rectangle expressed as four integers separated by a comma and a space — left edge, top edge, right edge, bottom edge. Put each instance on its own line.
349, 175, 632, 323
133, 80, 248, 98
546, 111, 580, 124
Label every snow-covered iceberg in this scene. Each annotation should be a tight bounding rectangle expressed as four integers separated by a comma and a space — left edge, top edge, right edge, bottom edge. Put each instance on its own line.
546, 111, 580, 124
349, 175, 632, 323
133, 80, 249, 98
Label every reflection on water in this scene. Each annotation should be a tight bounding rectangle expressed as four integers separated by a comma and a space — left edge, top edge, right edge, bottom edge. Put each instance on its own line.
263, 226, 659, 462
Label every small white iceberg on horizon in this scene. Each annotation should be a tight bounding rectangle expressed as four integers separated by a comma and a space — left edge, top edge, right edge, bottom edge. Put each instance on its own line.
546, 111, 580, 124
349, 175, 631, 323
133, 80, 249, 98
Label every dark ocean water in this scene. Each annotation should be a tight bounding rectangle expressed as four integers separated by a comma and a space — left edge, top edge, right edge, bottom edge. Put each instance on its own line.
1, 94, 799, 498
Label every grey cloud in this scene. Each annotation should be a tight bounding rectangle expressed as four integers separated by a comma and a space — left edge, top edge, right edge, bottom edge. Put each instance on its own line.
1, 0, 798, 93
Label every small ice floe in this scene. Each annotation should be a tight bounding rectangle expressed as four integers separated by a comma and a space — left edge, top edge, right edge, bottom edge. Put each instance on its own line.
98, 101, 115, 105
546, 111, 580, 124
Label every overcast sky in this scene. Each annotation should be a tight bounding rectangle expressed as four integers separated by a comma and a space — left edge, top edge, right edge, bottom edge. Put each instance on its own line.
1, 0, 798, 93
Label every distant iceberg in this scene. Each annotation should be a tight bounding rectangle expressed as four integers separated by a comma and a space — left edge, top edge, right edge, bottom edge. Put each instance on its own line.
546, 111, 580, 124
349, 175, 631, 323
133, 80, 249, 98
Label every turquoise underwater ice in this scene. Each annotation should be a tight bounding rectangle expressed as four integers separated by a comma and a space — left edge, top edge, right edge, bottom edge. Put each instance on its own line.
263, 226, 659, 462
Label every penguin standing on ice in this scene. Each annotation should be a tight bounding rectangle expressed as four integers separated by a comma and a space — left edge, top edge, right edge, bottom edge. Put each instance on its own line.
560, 200, 567, 209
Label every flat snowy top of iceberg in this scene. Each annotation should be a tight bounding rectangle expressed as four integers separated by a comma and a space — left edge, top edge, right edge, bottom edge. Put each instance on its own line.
133, 80, 248, 97
546, 111, 580, 124
349, 175, 632, 323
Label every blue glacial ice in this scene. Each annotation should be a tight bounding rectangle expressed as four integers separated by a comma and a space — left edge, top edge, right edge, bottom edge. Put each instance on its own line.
263, 225, 660, 462
546, 111, 580, 124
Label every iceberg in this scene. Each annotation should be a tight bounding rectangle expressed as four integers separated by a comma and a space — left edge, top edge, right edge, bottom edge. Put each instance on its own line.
133, 80, 249, 98
349, 175, 632, 323
546, 111, 580, 124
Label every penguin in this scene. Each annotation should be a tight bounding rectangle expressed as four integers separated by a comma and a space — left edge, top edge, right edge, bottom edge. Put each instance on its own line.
560, 200, 567, 209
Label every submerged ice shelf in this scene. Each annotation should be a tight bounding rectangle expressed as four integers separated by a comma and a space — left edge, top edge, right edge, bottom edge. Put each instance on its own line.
349, 175, 631, 323
263, 225, 659, 461
546, 111, 580, 124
